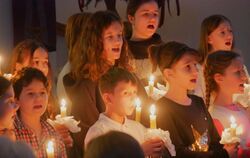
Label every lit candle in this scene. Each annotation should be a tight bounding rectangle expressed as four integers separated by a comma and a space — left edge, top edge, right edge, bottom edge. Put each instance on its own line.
3, 73, 12, 80
230, 116, 237, 136
60, 99, 67, 117
149, 104, 157, 129
0, 55, 2, 75
148, 75, 154, 96
135, 98, 141, 122
46, 140, 54, 158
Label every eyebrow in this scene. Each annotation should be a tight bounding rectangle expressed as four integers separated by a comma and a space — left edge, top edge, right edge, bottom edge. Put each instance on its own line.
140, 9, 159, 12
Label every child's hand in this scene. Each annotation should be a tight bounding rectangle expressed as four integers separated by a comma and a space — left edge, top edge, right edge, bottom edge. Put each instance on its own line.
53, 124, 73, 148
224, 143, 239, 158
141, 138, 164, 157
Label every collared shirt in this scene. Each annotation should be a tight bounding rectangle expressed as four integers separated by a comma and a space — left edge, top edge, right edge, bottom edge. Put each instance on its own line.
14, 116, 67, 158
85, 113, 146, 148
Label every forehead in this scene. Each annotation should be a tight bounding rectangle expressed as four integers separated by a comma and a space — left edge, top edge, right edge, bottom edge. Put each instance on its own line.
227, 57, 243, 69
22, 79, 46, 91
175, 53, 198, 65
215, 21, 232, 30
136, 1, 159, 12
103, 22, 122, 34
33, 47, 48, 59
114, 81, 137, 91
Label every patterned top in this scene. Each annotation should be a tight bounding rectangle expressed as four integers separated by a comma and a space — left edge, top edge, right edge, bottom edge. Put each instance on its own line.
14, 116, 67, 158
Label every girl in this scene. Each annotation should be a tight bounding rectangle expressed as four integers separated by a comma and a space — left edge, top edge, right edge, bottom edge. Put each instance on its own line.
196, 14, 249, 98
205, 51, 250, 158
12, 67, 67, 158
63, 10, 140, 156
126, 0, 163, 82
57, 12, 92, 114
0, 76, 19, 141
151, 41, 236, 158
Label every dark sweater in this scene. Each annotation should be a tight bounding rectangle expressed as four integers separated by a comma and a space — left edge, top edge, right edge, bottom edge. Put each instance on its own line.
156, 95, 229, 158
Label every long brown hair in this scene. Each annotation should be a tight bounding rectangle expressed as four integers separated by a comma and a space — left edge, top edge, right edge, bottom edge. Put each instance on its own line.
71, 11, 134, 81
204, 51, 240, 107
65, 12, 92, 64
199, 14, 233, 63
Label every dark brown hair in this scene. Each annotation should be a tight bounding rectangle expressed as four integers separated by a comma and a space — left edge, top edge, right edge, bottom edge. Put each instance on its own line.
150, 41, 200, 73
199, 14, 233, 63
70, 10, 134, 81
0, 76, 11, 97
99, 67, 137, 94
204, 50, 240, 107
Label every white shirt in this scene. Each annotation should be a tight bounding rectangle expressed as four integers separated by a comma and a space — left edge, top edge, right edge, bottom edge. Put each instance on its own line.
84, 113, 146, 148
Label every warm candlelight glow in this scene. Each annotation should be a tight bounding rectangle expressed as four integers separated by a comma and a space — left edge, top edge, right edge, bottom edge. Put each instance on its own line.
135, 98, 141, 122
230, 116, 237, 136
3, 73, 12, 80
46, 140, 54, 158
60, 99, 67, 117
0, 55, 2, 74
148, 75, 155, 96
150, 104, 156, 129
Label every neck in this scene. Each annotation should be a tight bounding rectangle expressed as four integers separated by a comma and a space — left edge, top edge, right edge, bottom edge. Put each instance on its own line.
104, 110, 125, 124
130, 32, 150, 41
214, 90, 233, 106
166, 83, 191, 105
20, 113, 41, 135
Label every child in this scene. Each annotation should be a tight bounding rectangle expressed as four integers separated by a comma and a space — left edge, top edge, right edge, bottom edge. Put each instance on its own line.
0, 76, 19, 141
85, 131, 144, 158
205, 51, 250, 158
151, 41, 236, 158
63, 10, 147, 155
126, 0, 163, 82
12, 67, 67, 158
85, 67, 166, 157
196, 14, 249, 98
57, 12, 92, 114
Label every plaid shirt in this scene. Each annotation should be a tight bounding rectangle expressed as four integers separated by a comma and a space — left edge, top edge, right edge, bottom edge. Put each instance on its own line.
14, 116, 67, 158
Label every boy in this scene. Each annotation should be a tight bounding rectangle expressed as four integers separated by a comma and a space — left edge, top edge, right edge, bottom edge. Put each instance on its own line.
12, 67, 67, 158
85, 67, 165, 157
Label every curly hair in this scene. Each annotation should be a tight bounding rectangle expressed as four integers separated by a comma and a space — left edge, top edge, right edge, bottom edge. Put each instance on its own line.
204, 50, 240, 107
70, 10, 134, 81
199, 14, 233, 64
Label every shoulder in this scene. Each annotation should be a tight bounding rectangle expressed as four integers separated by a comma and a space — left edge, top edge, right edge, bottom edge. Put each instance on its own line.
189, 94, 206, 106
126, 119, 146, 130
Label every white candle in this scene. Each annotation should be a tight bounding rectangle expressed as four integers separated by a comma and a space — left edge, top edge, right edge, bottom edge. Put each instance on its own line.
149, 104, 156, 129
46, 140, 54, 158
230, 116, 237, 136
148, 75, 154, 96
60, 99, 67, 117
135, 98, 141, 122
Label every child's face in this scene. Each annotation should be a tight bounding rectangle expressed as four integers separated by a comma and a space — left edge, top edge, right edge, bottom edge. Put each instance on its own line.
0, 86, 18, 129
105, 81, 137, 116
129, 1, 159, 39
167, 54, 198, 91
215, 57, 247, 94
102, 22, 123, 64
16, 79, 48, 118
208, 21, 233, 52
31, 47, 49, 76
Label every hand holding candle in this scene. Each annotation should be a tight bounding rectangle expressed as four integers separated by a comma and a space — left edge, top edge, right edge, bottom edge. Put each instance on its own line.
46, 140, 54, 158
150, 104, 157, 129
148, 75, 154, 97
135, 98, 141, 122
60, 99, 67, 117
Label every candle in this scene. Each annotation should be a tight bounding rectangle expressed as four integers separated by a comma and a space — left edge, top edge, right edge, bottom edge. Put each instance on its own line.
149, 104, 157, 129
0, 55, 2, 74
135, 98, 141, 122
60, 99, 67, 117
46, 140, 54, 158
230, 116, 237, 136
148, 75, 154, 96
3, 73, 12, 80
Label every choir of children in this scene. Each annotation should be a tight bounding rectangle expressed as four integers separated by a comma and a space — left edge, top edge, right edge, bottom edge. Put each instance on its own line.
0, 0, 249, 158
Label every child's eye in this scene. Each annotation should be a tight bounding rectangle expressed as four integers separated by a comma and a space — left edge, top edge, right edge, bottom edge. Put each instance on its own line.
220, 31, 225, 35
123, 91, 128, 95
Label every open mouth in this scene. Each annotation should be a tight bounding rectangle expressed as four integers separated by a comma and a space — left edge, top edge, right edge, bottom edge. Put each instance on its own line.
33, 105, 43, 109
225, 42, 231, 46
147, 24, 155, 29
112, 48, 120, 53
190, 79, 197, 83
239, 84, 244, 88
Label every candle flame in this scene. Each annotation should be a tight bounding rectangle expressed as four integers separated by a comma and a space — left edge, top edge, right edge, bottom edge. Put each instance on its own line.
150, 104, 156, 115
135, 98, 141, 108
61, 99, 66, 107
47, 140, 54, 151
149, 75, 154, 82
230, 116, 236, 123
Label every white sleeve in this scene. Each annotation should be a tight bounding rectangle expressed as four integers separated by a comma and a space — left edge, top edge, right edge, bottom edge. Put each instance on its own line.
84, 126, 104, 149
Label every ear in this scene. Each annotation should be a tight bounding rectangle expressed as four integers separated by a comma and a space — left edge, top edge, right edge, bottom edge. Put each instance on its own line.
102, 93, 112, 106
128, 15, 135, 24
207, 35, 213, 45
15, 63, 23, 72
214, 73, 224, 84
163, 68, 173, 80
